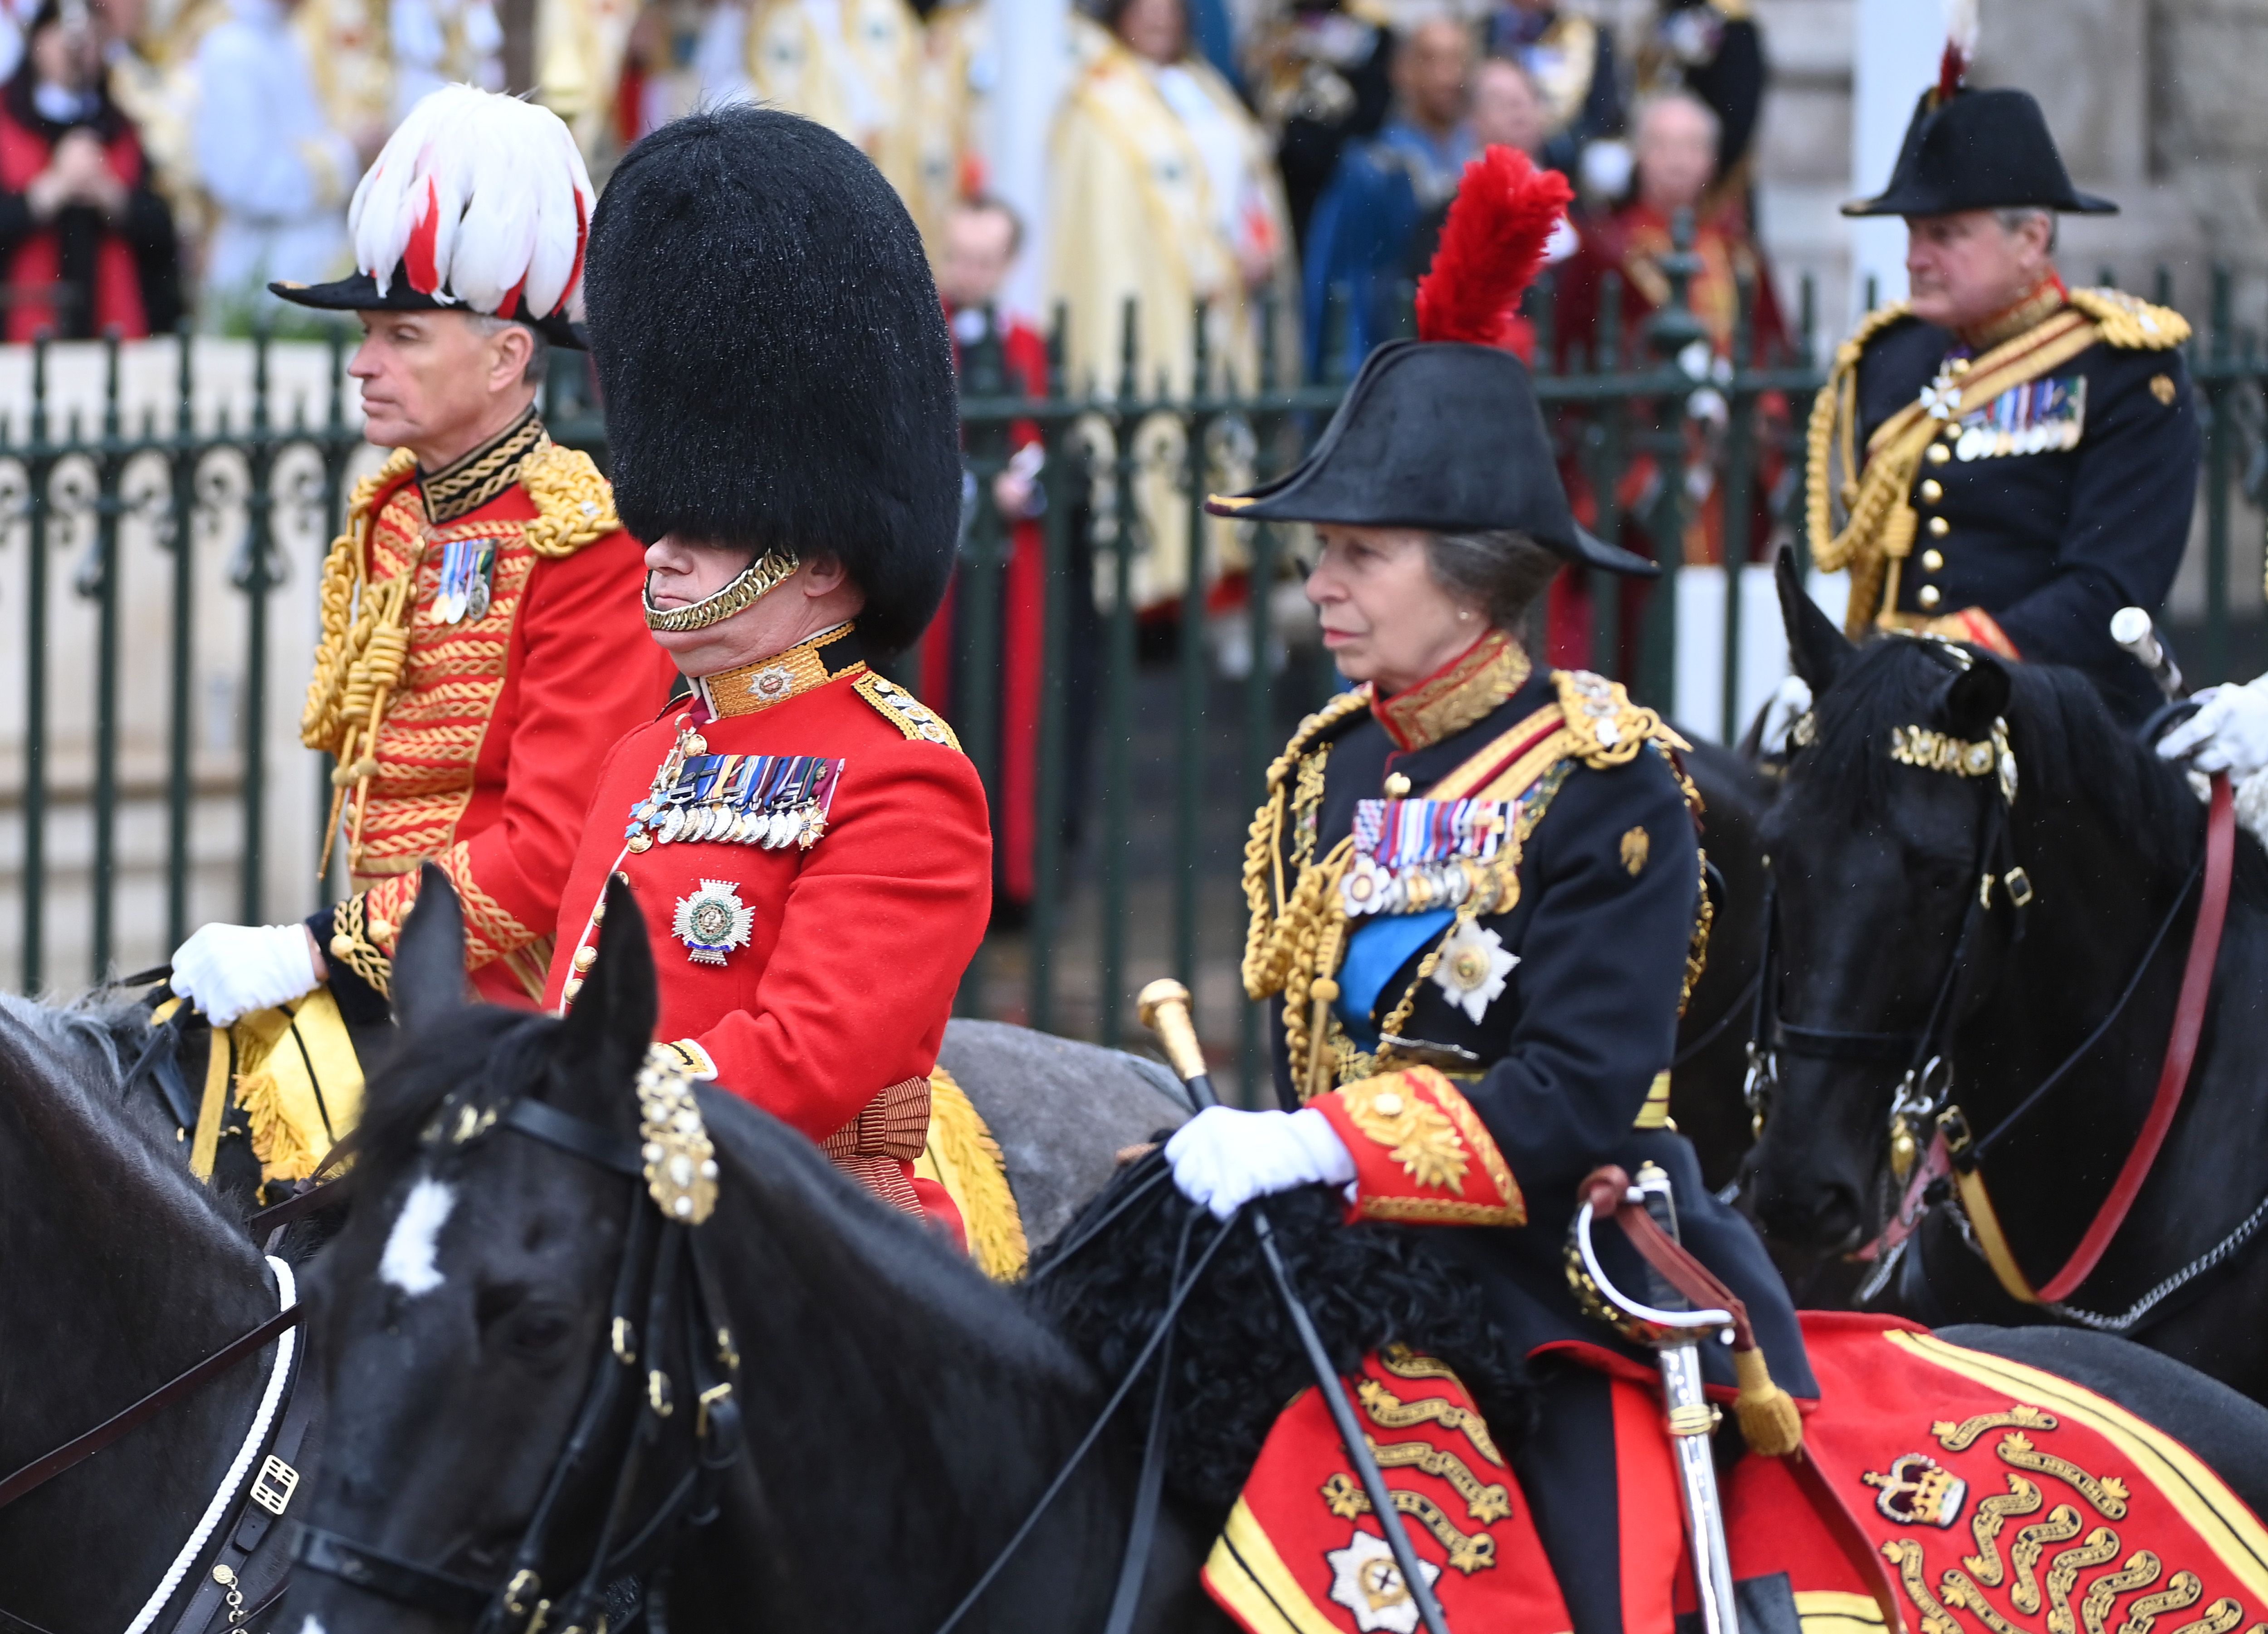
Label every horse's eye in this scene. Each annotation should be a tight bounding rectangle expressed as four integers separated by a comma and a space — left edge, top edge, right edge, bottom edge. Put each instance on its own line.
502, 1308, 575, 1360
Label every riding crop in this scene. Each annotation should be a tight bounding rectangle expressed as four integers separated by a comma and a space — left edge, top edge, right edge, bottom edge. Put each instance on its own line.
1137, 980, 1456, 1634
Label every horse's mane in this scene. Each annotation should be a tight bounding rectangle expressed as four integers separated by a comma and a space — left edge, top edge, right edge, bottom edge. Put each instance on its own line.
1026, 1158, 1532, 1533
0, 988, 256, 1233
1798, 640, 2261, 894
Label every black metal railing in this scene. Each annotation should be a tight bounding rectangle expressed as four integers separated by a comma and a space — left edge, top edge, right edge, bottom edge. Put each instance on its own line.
4, 238, 2264, 1102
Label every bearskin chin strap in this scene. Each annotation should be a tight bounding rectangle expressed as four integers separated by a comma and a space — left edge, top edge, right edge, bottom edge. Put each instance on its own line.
644, 548, 800, 633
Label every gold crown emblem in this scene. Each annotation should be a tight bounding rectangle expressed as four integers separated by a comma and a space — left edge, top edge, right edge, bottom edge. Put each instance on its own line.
1863, 1453, 1968, 1528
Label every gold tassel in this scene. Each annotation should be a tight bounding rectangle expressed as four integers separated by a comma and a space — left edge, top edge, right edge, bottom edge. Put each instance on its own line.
1732, 1344, 1804, 1456
916, 1066, 1029, 1282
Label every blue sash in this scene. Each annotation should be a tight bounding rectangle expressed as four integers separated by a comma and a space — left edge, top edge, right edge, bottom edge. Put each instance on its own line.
1332, 908, 1455, 1048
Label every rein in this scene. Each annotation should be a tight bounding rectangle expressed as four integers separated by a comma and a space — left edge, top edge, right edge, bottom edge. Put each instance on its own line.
292, 1059, 746, 1634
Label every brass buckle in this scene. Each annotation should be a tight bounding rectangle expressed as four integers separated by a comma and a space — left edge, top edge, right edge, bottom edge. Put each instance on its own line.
648, 1370, 674, 1417
1936, 1105, 1974, 1160
249, 1454, 298, 1517
697, 1381, 733, 1438
611, 1317, 636, 1365
2003, 866, 2035, 908
503, 1570, 543, 1619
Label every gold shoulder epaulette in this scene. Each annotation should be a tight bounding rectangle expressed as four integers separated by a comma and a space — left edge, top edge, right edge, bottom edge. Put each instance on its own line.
1262, 687, 1374, 793
2066, 287, 2191, 351
1550, 670, 1691, 772
854, 671, 963, 750
518, 442, 621, 559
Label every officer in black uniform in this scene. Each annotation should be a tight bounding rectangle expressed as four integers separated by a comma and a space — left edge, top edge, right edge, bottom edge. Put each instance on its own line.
1808, 78, 2200, 724
1164, 151, 1812, 1634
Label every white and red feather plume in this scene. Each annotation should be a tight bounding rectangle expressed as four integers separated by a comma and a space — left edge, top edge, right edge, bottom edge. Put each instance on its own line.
1414, 145, 1574, 349
349, 86, 595, 323
1937, 0, 1978, 103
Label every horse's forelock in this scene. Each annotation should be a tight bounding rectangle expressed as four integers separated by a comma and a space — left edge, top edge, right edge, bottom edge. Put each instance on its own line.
1791, 639, 2203, 873
350, 1006, 562, 1192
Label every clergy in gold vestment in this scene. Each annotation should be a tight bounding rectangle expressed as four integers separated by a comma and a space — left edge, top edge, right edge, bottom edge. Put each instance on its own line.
1046, 0, 1295, 610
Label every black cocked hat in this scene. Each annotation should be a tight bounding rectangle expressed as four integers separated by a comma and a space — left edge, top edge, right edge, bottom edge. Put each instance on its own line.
270, 86, 596, 349
582, 106, 961, 655
1842, 86, 2116, 218
1206, 144, 1655, 578
1208, 340, 1654, 575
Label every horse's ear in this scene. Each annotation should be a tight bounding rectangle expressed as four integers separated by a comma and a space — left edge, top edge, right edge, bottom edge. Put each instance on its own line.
393, 862, 467, 1033
1776, 545, 1852, 692
552, 878, 658, 1118
1942, 654, 2012, 739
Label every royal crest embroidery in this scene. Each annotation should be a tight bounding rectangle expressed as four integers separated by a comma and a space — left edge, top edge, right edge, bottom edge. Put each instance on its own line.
1341, 798, 1515, 920
627, 738, 846, 854
1428, 919, 1517, 1024
1864, 1452, 1969, 1527
672, 880, 754, 966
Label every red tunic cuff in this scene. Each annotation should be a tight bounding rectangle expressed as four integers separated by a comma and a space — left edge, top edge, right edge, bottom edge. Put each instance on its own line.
1310, 1067, 1526, 1227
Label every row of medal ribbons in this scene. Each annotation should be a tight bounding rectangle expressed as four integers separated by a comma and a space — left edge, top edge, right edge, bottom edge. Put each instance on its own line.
626, 752, 846, 851
1340, 797, 1514, 919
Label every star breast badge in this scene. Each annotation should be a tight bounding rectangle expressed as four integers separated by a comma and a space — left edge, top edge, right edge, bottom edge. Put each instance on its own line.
672, 880, 754, 966
1430, 919, 1519, 1025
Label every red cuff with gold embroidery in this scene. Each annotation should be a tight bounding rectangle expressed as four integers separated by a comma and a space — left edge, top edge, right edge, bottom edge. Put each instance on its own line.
1310, 1067, 1526, 1227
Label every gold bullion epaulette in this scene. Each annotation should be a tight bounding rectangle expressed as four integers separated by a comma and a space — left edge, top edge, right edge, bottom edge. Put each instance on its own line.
854, 672, 963, 749
1549, 670, 1691, 772
2065, 287, 2190, 351
518, 442, 621, 558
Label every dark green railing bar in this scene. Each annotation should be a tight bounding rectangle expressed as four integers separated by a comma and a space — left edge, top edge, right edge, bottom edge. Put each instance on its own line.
2204, 266, 2232, 684
953, 308, 1009, 1015
237, 324, 274, 923
1099, 296, 1140, 1048
164, 327, 196, 949
1027, 306, 1073, 1035
89, 332, 123, 979
1173, 301, 1212, 1013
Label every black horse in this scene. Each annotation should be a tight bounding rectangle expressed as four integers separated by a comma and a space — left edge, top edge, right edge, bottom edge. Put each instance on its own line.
285, 869, 2268, 1631
1744, 559, 2268, 1399
0, 993, 312, 1631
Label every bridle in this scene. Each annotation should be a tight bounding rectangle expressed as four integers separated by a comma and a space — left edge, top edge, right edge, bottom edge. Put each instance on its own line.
1744, 648, 2032, 1188
293, 1046, 745, 1634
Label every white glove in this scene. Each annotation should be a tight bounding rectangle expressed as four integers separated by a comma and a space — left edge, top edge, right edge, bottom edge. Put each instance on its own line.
1164, 1105, 1358, 1221
2156, 678, 2268, 779
1757, 674, 1814, 755
170, 923, 320, 1026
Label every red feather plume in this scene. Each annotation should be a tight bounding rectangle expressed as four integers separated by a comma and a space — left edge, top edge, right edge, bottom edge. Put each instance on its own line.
1414, 146, 1573, 348
1936, 38, 1968, 104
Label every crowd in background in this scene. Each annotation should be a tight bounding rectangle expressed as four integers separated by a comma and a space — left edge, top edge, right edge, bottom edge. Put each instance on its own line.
0, 0, 1785, 377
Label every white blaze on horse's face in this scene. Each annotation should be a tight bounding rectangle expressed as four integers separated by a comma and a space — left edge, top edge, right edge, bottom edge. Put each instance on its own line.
380, 1175, 457, 1297
297, 1618, 326, 1634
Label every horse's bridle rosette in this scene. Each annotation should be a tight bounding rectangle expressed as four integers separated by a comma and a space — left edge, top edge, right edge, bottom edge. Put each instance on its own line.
636, 1043, 719, 1223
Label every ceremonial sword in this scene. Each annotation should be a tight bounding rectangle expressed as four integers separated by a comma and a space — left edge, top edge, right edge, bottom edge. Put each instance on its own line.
1571, 1163, 1744, 1634
1138, 979, 1456, 1634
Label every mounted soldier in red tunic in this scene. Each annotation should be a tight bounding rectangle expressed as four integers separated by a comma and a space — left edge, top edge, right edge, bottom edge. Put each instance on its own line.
542, 106, 992, 1243
166, 86, 675, 1184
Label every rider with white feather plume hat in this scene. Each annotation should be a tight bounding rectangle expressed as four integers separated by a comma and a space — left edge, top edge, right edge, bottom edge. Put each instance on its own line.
166, 88, 675, 1186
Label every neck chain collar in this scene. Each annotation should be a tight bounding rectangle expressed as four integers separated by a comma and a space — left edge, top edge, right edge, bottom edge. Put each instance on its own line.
418, 406, 544, 524
1372, 628, 1533, 750
694, 622, 862, 718
644, 547, 801, 633
1959, 274, 2068, 352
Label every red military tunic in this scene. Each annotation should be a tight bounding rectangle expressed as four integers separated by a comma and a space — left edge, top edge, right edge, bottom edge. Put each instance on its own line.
308, 408, 679, 1011
543, 621, 992, 1222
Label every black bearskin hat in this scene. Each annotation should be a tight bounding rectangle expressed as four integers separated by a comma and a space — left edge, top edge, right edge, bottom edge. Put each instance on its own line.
584, 107, 961, 654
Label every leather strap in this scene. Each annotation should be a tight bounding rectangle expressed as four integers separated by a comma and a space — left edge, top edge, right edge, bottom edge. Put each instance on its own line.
1580, 1166, 1758, 1350
0, 1303, 303, 1511
503, 1098, 643, 1175
293, 1528, 491, 1617
1953, 774, 2238, 1305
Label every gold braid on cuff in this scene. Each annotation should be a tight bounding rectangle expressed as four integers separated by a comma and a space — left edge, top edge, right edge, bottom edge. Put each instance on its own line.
644, 548, 800, 633
327, 895, 394, 998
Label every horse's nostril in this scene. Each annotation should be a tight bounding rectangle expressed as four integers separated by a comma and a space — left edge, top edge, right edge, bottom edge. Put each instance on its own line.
1754, 1179, 1866, 1251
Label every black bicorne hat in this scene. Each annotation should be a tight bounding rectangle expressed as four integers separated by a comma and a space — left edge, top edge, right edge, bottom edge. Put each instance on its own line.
1209, 340, 1653, 576
582, 106, 961, 655
1205, 145, 1654, 577
1842, 86, 2116, 218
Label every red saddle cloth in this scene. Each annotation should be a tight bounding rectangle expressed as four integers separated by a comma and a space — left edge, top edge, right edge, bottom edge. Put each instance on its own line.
1207, 1315, 2268, 1634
